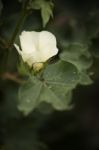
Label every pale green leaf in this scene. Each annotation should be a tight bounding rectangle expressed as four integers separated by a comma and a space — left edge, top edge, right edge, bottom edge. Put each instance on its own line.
18, 77, 42, 115
60, 43, 93, 71
40, 85, 72, 110
18, 61, 79, 115
43, 60, 79, 87
60, 43, 93, 85
41, 0, 54, 27
79, 71, 93, 85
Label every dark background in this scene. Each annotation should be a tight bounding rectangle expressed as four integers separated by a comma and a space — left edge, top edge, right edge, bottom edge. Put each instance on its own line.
0, 0, 99, 150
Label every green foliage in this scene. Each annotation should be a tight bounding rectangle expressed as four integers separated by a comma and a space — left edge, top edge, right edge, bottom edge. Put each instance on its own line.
40, 0, 54, 27
18, 77, 42, 115
0, 0, 95, 117
28, 0, 54, 27
60, 43, 93, 85
43, 61, 79, 87
18, 60, 30, 76
18, 45, 93, 115
18, 61, 79, 115
60, 43, 92, 71
79, 71, 93, 85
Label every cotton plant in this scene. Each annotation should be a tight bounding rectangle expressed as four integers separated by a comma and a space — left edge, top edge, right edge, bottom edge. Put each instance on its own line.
14, 30, 58, 72
14, 30, 92, 115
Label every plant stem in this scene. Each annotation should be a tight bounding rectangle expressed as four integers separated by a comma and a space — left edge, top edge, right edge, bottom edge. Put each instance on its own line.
8, 0, 30, 49
2, 72, 26, 84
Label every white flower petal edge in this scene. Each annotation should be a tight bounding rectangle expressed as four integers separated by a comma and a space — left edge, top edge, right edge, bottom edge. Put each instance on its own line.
39, 31, 59, 62
14, 30, 59, 67
14, 44, 22, 55
14, 43, 33, 65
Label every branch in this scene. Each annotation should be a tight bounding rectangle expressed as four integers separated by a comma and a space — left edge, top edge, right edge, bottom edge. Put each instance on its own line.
8, 0, 31, 49
2, 72, 26, 84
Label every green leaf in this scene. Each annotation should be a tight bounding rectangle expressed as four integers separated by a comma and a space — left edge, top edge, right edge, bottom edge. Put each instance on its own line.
29, 0, 54, 27
79, 71, 93, 85
43, 60, 79, 87
60, 43, 93, 71
18, 77, 42, 115
42, 61, 79, 110
29, 0, 42, 10
18, 61, 79, 115
40, 85, 72, 110
41, 0, 54, 27
60, 43, 93, 85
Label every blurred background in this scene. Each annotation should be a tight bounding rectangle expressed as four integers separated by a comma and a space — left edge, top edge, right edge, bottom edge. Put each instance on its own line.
0, 0, 99, 150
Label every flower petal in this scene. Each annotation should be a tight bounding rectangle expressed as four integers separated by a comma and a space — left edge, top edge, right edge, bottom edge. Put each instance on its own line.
19, 31, 39, 53
21, 52, 42, 66
38, 31, 58, 62
14, 44, 22, 55
14, 30, 59, 66
14, 43, 35, 66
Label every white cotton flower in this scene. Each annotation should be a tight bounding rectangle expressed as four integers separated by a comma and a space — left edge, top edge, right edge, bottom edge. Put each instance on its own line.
14, 31, 59, 67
